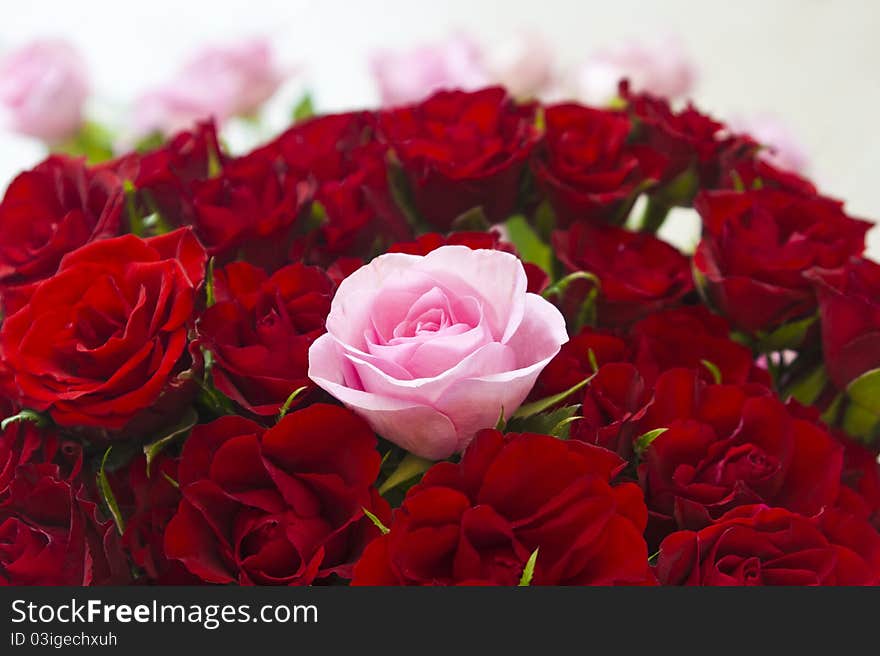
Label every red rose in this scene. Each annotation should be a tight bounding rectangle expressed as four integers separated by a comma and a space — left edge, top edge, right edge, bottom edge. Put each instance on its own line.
553, 222, 693, 328
109, 454, 200, 584
0, 463, 129, 585
190, 143, 313, 267
528, 328, 647, 457
785, 400, 880, 529
806, 258, 880, 389
130, 121, 224, 229
0, 156, 124, 313
195, 261, 333, 417
573, 363, 650, 459
532, 103, 663, 226
630, 306, 771, 387
655, 505, 880, 585
638, 368, 842, 541
388, 231, 503, 255
352, 429, 653, 585
835, 437, 880, 529
531, 327, 629, 399
717, 141, 819, 198
378, 87, 538, 230
0, 414, 83, 499
276, 112, 411, 262
694, 189, 870, 332
0, 228, 206, 433
622, 83, 730, 189
164, 404, 387, 585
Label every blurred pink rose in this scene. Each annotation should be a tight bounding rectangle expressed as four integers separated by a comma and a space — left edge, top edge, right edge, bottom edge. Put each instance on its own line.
132, 38, 285, 137
308, 246, 568, 459
370, 34, 489, 107
485, 32, 555, 99
0, 39, 89, 143
729, 114, 811, 174
573, 34, 697, 105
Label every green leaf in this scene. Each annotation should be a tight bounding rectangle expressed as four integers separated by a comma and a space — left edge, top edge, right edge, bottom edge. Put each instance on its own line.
532, 200, 556, 242
755, 315, 817, 353
1, 409, 49, 432
450, 206, 491, 231
786, 365, 827, 406
518, 548, 539, 586
52, 121, 115, 165
506, 405, 580, 437
142, 408, 198, 474
362, 507, 390, 535
634, 428, 668, 457
512, 374, 595, 420
97, 448, 125, 535
846, 368, 880, 416
378, 453, 434, 496
123, 180, 144, 237
206, 140, 222, 178
842, 368, 880, 444
134, 131, 166, 153
495, 405, 506, 431
700, 359, 722, 385
550, 414, 583, 440
292, 93, 315, 123
841, 401, 880, 444
277, 386, 309, 421
729, 170, 746, 193
820, 393, 843, 426
505, 214, 553, 275
205, 257, 216, 308
691, 259, 716, 312
386, 155, 428, 233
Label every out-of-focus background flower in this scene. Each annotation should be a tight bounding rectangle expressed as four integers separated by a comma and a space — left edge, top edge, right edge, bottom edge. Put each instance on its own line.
1, 0, 877, 255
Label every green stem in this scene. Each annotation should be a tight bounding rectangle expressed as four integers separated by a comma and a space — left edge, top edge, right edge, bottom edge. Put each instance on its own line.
640, 197, 671, 233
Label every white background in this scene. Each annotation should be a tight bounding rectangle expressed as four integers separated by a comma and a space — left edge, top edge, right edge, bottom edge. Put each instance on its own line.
2, 0, 878, 255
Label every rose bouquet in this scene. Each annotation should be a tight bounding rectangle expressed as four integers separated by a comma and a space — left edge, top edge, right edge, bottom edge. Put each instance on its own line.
0, 80, 878, 587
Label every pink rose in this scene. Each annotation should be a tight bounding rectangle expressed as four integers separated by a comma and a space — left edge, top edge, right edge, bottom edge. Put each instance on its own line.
0, 39, 89, 143
485, 32, 556, 100
729, 113, 811, 174
131, 38, 285, 137
370, 34, 489, 107
308, 246, 568, 459
573, 34, 697, 105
